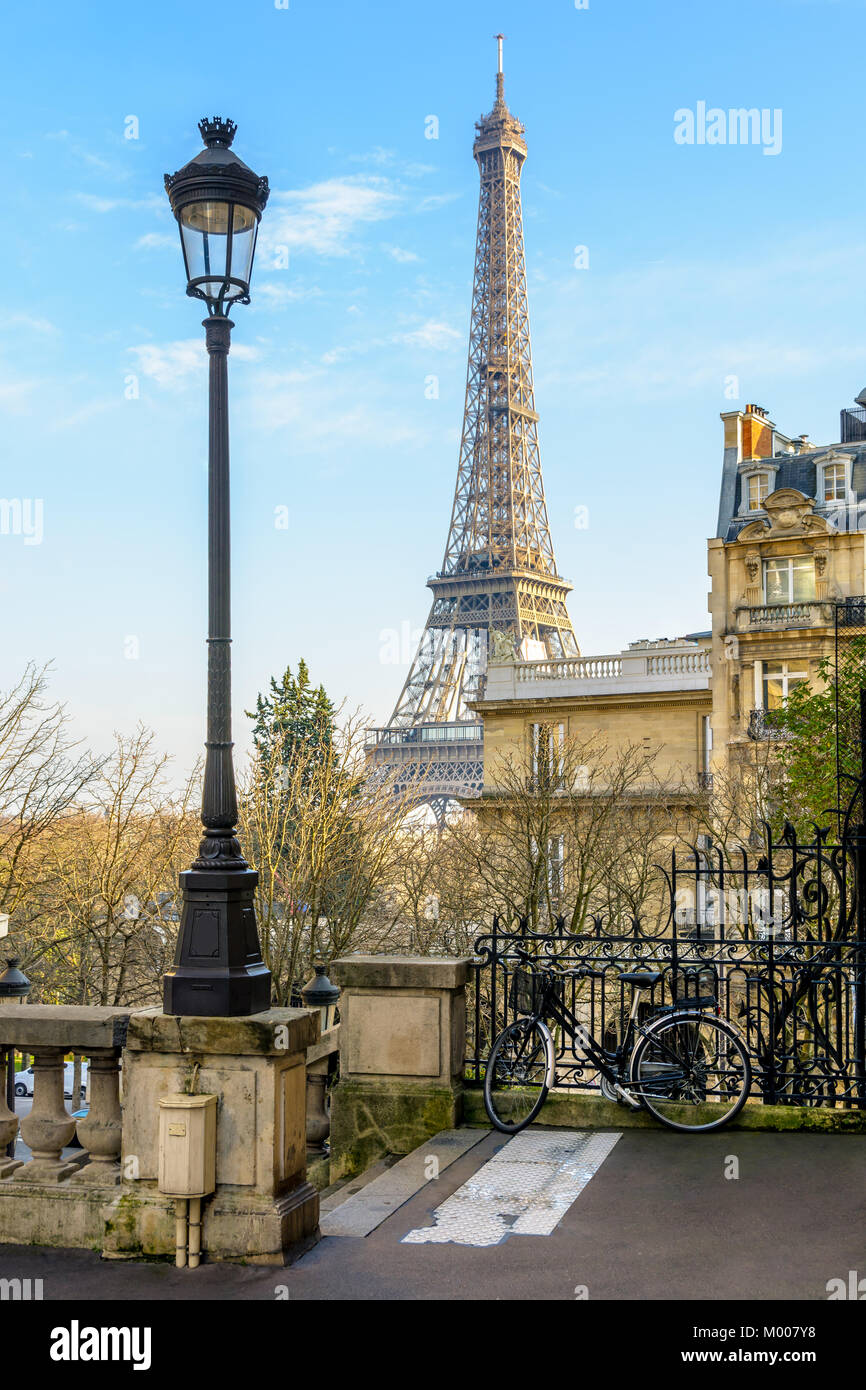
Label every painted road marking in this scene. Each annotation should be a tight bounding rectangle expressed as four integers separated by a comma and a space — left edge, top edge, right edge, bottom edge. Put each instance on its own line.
401, 1129, 621, 1247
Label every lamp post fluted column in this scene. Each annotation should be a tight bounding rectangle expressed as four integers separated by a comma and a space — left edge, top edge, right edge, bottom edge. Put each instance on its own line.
162, 117, 272, 1017
197, 314, 244, 872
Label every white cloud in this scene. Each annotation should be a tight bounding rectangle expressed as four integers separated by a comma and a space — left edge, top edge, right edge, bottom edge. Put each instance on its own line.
128, 339, 258, 389
0, 379, 41, 414
258, 177, 400, 259
418, 192, 462, 212
382, 244, 420, 263
398, 319, 462, 351
253, 282, 322, 306
134, 232, 176, 251
5, 313, 58, 335
249, 366, 427, 450
75, 193, 163, 214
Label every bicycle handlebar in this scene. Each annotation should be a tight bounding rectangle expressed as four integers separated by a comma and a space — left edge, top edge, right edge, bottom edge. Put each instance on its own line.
510, 946, 603, 981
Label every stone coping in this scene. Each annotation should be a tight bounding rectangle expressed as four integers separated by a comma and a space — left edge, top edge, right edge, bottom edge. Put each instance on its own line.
0, 1005, 131, 1051
462, 1087, 866, 1133
126, 1006, 319, 1056
331, 955, 472, 991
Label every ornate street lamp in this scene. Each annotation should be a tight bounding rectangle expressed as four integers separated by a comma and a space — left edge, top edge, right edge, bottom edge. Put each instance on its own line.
162, 118, 272, 1016
301, 963, 341, 1034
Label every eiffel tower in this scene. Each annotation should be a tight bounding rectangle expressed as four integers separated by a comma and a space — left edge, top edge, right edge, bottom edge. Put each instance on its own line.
367, 37, 578, 819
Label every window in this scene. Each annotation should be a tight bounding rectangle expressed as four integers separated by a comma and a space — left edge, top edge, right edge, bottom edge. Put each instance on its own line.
548, 834, 565, 898
747, 474, 768, 510
761, 663, 808, 710
763, 556, 815, 605
700, 714, 713, 782
823, 461, 846, 503
530, 722, 565, 788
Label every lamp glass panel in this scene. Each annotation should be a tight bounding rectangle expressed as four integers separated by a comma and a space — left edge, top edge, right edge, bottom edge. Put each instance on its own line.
227, 204, 258, 291
180, 200, 231, 299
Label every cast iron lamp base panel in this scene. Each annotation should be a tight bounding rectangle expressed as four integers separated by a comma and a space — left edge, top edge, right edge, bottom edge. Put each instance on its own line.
163, 871, 272, 1017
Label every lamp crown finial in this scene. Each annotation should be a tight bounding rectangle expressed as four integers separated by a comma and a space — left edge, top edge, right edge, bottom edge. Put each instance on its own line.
198, 116, 237, 149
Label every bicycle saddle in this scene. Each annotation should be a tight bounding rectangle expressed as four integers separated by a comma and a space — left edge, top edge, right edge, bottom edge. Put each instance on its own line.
620, 971, 662, 989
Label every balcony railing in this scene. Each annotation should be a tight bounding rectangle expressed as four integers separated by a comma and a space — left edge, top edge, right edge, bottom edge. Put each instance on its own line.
841, 406, 866, 443
739, 601, 832, 631
366, 723, 484, 749
748, 708, 789, 741
514, 655, 622, 681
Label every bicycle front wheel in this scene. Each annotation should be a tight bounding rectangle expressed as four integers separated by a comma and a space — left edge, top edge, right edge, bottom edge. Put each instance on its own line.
629, 1012, 751, 1133
483, 1017, 553, 1134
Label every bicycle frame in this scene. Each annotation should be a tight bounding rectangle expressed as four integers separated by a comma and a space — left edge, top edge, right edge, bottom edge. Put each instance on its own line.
531, 973, 697, 1095
537, 974, 638, 1088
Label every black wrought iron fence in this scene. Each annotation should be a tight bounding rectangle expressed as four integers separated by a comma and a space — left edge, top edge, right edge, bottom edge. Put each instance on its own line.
467, 814, 866, 1108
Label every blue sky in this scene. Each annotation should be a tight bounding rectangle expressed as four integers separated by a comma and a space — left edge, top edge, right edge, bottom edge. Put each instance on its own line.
2, 0, 865, 777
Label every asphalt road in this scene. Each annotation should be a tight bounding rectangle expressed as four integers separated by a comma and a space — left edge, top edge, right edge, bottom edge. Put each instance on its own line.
1, 1129, 863, 1301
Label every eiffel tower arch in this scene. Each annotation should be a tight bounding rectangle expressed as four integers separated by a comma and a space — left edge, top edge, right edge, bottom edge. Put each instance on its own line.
367, 39, 578, 818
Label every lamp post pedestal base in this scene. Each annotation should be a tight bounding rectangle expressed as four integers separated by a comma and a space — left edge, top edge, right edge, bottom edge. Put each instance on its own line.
163, 870, 272, 1018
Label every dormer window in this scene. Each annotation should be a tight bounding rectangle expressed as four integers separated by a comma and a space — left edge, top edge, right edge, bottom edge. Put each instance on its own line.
816, 452, 852, 509
747, 474, 769, 511
737, 462, 777, 518
823, 461, 846, 503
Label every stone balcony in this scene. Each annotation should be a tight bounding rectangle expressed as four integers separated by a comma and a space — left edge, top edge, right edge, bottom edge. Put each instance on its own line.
483, 639, 711, 703
735, 601, 834, 633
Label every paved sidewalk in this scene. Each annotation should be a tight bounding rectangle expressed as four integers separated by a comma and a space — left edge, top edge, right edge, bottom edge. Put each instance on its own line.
1, 1129, 864, 1300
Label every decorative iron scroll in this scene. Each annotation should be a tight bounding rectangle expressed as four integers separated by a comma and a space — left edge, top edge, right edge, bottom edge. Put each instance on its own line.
467, 804, 866, 1108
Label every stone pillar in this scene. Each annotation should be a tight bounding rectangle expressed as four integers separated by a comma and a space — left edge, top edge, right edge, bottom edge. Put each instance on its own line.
103, 1007, 320, 1265
14, 1048, 77, 1183
70, 1051, 122, 1186
329, 955, 471, 1181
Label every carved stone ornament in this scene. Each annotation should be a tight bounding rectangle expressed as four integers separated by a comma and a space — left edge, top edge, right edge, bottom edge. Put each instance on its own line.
489, 629, 517, 663
736, 488, 836, 543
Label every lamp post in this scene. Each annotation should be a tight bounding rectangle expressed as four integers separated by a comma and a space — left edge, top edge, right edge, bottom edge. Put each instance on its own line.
162, 117, 272, 1016
0, 958, 31, 1159
301, 963, 341, 1034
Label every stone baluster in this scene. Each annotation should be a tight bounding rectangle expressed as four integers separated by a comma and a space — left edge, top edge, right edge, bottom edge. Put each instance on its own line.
13, 1047, 77, 1183
305, 1058, 331, 1152
0, 1059, 22, 1178
71, 1050, 122, 1185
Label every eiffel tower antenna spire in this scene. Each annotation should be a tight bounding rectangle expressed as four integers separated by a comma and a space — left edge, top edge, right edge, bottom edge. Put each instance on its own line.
367, 50, 578, 821
495, 32, 505, 100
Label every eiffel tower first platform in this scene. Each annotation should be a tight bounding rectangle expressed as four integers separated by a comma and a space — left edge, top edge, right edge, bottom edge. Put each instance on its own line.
366, 38, 578, 819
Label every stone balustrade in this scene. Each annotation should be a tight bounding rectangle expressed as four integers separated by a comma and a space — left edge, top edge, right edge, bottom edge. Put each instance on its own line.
486, 640, 711, 701
0, 1002, 327, 1263
0, 1006, 129, 1187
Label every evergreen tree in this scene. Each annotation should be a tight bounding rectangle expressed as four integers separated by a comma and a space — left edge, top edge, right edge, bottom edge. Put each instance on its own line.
246, 660, 335, 772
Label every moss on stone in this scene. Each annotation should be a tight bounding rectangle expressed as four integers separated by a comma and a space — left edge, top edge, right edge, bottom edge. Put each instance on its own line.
462, 1085, 866, 1133
329, 1078, 463, 1181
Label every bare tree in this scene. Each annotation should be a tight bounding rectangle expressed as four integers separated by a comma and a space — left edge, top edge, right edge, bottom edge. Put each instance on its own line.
453, 727, 684, 935
0, 662, 98, 920
238, 713, 420, 1004
26, 727, 199, 1005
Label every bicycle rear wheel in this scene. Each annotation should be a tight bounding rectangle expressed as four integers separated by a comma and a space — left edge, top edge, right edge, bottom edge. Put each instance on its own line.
483, 1017, 553, 1134
629, 1012, 751, 1133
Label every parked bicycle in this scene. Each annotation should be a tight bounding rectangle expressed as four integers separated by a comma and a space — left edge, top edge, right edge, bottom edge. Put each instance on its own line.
483, 956, 752, 1134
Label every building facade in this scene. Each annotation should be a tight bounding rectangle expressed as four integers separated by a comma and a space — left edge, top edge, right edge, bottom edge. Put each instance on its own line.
709, 401, 866, 777
470, 396, 866, 806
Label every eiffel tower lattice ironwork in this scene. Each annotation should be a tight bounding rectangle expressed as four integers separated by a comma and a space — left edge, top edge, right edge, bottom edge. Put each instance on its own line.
367, 38, 578, 819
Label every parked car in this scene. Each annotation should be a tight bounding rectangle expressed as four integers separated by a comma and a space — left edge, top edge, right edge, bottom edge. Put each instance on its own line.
13, 1061, 88, 1099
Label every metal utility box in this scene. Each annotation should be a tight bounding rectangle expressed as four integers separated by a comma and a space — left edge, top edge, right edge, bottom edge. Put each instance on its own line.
158, 1094, 217, 1197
